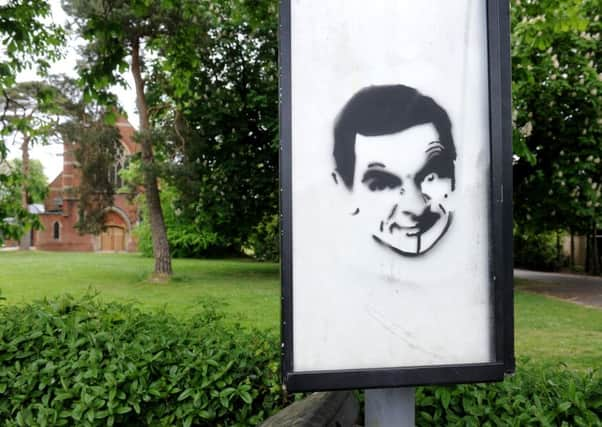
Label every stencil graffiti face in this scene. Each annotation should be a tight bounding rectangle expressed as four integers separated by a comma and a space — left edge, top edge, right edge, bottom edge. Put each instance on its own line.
353, 124, 453, 256
333, 85, 456, 257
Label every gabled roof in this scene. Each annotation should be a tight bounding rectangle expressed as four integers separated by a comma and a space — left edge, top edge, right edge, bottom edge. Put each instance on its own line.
115, 116, 139, 155
48, 172, 63, 189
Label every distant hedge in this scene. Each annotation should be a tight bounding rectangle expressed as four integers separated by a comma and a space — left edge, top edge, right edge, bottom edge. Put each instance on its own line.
0, 296, 283, 426
1, 296, 600, 426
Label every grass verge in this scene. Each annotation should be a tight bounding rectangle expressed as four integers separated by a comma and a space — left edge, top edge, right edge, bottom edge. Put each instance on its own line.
1, 251, 601, 370
0, 251, 279, 330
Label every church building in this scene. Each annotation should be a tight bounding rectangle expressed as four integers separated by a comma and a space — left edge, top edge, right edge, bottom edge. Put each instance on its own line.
34, 117, 140, 252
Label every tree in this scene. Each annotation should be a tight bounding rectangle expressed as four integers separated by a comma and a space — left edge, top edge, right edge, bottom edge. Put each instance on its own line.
43, 75, 126, 236
0, 158, 45, 245
147, 0, 279, 256
63, 117, 122, 235
511, 0, 601, 272
0, 0, 63, 87
0, 0, 64, 244
64, 0, 214, 278
0, 159, 37, 243
2, 81, 67, 248
9, 158, 48, 204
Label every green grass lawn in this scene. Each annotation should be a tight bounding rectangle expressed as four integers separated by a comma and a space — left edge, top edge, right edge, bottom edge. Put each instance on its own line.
0, 251, 279, 330
515, 290, 602, 370
1, 251, 601, 370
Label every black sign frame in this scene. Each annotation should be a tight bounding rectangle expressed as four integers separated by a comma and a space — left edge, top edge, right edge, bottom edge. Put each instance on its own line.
279, 0, 514, 392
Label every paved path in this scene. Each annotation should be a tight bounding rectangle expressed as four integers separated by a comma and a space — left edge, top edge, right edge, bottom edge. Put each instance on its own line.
515, 269, 602, 308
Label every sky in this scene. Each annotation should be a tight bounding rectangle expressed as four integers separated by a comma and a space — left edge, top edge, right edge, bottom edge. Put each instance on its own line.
7, 0, 138, 182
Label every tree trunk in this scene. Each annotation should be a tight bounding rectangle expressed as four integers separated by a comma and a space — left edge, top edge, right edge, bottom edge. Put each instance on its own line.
131, 38, 172, 278
570, 231, 575, 269
556, 230, 561, 267
591, 220, 600, 276
19, 136, 31, 250
585, 232, 591, 273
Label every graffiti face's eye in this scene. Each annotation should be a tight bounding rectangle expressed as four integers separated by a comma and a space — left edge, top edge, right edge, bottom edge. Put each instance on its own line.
362, 169, 402, 192
424, 172, 438, 183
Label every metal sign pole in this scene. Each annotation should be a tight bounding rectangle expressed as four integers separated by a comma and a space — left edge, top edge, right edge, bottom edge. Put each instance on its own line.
365, 388, 415, 427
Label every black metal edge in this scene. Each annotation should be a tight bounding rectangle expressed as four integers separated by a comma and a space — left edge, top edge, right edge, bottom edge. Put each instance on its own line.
499, 0, 515, 374
280, 1, 515, 391
286, 363, 506, 393
486, 0, 505, 372
278, 0, 294, 390
487, 0, 515, 374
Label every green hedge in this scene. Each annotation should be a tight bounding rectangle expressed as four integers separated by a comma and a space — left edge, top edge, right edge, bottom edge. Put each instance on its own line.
416, 363, 601, 426
1, 296, 600, 426
351, 365, 602, 426
0, 296, 283, 426
246, 213, 279, 262
514, 229, 565, 272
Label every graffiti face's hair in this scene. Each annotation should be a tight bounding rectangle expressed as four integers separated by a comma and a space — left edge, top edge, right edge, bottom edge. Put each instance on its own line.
333, 85, 456, 189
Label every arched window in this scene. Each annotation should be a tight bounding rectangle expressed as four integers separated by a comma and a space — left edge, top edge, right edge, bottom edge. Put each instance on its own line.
53, 221, 60, 240
109, 144, 129, 190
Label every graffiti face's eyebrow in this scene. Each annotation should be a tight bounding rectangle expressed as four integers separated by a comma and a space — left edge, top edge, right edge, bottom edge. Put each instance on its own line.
367, 162, 386, 168
426, 141, 443, 152
426, 142, 444, 159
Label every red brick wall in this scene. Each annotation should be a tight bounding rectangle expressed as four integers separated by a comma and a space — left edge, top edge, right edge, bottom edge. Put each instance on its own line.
45, 173, 64, 212
36, 209, 95, 252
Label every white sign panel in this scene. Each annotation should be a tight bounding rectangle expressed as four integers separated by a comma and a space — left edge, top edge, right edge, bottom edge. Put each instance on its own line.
281, 0, 513, 391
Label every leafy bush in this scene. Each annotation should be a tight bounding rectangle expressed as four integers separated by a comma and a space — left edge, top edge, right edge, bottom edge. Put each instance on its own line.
3, 296, 600, 426
134, 187, 221, 259
514, 229, 565, 271
416, 361, 602, 426
0, 295, 283, 426
247, 213, 279, 262
132, 215, 154, 258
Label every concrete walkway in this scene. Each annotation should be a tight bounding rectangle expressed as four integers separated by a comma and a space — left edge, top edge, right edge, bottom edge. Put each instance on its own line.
515, 269, 602, 308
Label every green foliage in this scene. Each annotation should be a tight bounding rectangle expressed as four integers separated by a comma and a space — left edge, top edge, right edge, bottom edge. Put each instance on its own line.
0, 295, 284, 426
0, 79, 69, 244
0, 0, 64, 89
514, 228, 565, 271
512, 0, 602, 234
134, 184, 221, 258
64, 0, 219, 274
67, 0, 279, 260
247, 213, 279, 262
0, 163, 37, 242
0, 162, 24, 242
152, 0, 279, 255
2, 81, 67, 142
1, 293, 600, 426
417, 361, 602, 426
9, 158, 48, 203
64, 119, 121, 235
64, 0, 210, 106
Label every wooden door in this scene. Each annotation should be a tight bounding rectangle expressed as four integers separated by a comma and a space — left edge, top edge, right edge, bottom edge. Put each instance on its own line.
101, 226, 125, 251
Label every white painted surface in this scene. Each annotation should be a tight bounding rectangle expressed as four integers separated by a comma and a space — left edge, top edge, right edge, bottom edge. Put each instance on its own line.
291, 0, 493, 371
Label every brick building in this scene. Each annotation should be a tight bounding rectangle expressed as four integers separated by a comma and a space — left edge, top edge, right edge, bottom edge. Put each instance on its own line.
34, 117, 140, 252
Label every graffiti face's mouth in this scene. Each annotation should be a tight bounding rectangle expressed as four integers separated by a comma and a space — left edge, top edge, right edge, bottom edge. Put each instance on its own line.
387, 207, 441, 237
375, 210, 452, 257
